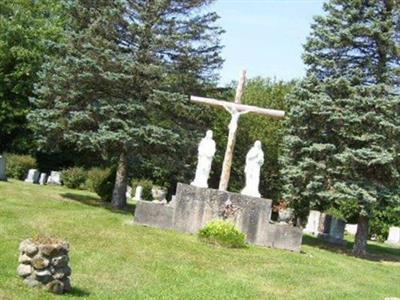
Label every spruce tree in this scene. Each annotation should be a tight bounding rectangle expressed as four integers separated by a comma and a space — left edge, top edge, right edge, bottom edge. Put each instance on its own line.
283, 0, 400, 256
303, 0, 400, 86
30, 0, 223, 208
282, 78, 400, 256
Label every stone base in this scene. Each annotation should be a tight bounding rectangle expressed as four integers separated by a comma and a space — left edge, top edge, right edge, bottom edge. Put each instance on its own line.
134, 183, 303, 252
259, 223, 303, 252
134, 200, 175, 230
317, 233, 347, 246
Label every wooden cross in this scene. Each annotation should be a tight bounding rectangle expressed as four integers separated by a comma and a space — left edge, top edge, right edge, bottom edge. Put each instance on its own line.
190, 70, 285, 191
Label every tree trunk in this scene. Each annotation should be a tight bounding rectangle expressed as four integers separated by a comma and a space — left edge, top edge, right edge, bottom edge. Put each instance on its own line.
352, 215, 369, 256
111, 149, 128, 209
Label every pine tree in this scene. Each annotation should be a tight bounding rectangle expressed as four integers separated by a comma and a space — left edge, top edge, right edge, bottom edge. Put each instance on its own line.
283, 0, 400, 256
303, 0, 400, 86
30, 0, 223, 208
281, 78, 400, 256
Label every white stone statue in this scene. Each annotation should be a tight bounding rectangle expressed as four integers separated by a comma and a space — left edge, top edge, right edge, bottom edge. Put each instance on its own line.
241, 140, 264, 198
191, 130, 216, 188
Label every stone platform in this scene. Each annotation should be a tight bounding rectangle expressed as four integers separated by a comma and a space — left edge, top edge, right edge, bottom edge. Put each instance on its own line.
134, 183, 303, 252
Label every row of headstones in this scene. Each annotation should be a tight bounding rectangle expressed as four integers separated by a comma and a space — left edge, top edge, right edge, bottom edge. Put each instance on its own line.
25, 169, 62, 185
303, 210, 347, 245
304, 210, 400, 245
128, 185, 169, 203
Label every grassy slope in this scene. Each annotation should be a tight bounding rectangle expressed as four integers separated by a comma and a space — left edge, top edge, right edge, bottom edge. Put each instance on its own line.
0, 180, 399, 300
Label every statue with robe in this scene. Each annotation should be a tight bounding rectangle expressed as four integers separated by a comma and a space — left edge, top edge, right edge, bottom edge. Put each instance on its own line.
191, 130, 216, 188
241, 140, 264, 198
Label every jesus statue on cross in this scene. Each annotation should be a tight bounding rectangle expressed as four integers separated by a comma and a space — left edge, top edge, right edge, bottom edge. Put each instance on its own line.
190, 70, 285, 192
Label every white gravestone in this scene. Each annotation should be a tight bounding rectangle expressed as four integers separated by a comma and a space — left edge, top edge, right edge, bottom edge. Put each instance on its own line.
241, 140, 264, 198
39, 173, 48, 185
134, 186, 143, 200
386, 227, 400, 245
47, 171, 62, 185
25, 169, 40, 183
0, 155, 7, 181
126, 186, 132, 199
345, 224, 358, 235
304, 210, 322, 235
191, 130, 216, 188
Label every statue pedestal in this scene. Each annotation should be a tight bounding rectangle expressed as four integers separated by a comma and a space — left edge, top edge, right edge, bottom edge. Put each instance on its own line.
134, 183, 303, 252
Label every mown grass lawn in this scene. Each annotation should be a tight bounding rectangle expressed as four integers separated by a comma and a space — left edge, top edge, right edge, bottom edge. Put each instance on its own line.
0, 179, 399, 300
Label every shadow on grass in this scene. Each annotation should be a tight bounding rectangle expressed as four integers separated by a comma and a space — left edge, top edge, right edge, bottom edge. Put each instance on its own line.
65, 287, 90, 297
60, 192, 136, 216
302, 235, 400, 263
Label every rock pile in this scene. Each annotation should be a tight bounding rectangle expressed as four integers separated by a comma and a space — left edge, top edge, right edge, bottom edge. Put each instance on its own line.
17, 238, 72, 294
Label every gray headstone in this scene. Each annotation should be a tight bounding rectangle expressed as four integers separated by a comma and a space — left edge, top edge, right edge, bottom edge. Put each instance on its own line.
169, 195, 177, 207
303, 210, 321, 235
386, 227, 400, 245
317, 215, 346, 246
39, 173, 48, 185
25, 169, 40, 184
0, 155, 7, 181
47, 171, 62, 185
329, 217, 345, 240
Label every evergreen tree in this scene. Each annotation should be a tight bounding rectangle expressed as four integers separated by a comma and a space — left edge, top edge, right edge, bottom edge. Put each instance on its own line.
0, 0, 64, 152
281, 78, 400, 256
30, 0, 223, 208
303, 0, 400, 86
283, 0, 400, 256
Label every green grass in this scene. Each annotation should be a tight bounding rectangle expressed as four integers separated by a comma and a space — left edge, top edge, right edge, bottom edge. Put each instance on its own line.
0, 179, 399, 300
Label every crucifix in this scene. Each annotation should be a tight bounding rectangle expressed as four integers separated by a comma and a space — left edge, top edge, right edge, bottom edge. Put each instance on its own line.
190, 70, 285, 191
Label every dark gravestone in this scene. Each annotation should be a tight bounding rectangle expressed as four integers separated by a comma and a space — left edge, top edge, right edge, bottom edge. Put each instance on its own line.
0, 155, 6, 181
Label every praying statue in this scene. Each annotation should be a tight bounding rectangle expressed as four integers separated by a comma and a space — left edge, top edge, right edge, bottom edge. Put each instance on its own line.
241, 140, 264, 198
191, 130, 216, 188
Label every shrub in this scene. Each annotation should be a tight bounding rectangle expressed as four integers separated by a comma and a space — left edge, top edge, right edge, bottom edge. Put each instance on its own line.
86, 167, 115, 202
5, 154, 37, 180
131, 179, 153, 201
369, 209, 400, 242
198, 220, 247, 248
61, 167, 87, 189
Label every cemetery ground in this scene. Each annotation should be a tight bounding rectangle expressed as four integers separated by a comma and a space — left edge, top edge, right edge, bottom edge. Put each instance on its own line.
0, 180, 399, 300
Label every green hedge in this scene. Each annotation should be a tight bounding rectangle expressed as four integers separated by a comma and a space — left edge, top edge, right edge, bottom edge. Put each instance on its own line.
86, 167, 115, 202
62, 167, 87, 189
131, 179, 153, 201
198, 220, 247, 248
5, 154, 37, 180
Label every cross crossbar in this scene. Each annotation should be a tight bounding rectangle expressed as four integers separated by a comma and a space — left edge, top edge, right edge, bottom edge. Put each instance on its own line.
190, 96, 285, 119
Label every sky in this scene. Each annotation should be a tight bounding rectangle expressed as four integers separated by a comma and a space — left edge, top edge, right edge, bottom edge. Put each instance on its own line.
211, 0, 326, 85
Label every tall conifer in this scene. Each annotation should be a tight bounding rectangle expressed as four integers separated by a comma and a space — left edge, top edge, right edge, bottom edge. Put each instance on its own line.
303, 0, 399, 86
282, 0, 400, 255
30, 0, 223, 208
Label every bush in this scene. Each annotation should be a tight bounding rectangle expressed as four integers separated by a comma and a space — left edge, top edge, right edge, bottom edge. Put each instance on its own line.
131, 179, 153, 201
369, 209, 400, 242
198, 220, 247, 248
5, 154, 37, 180
86, 167, 115, 202
61, 167, 87, 189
